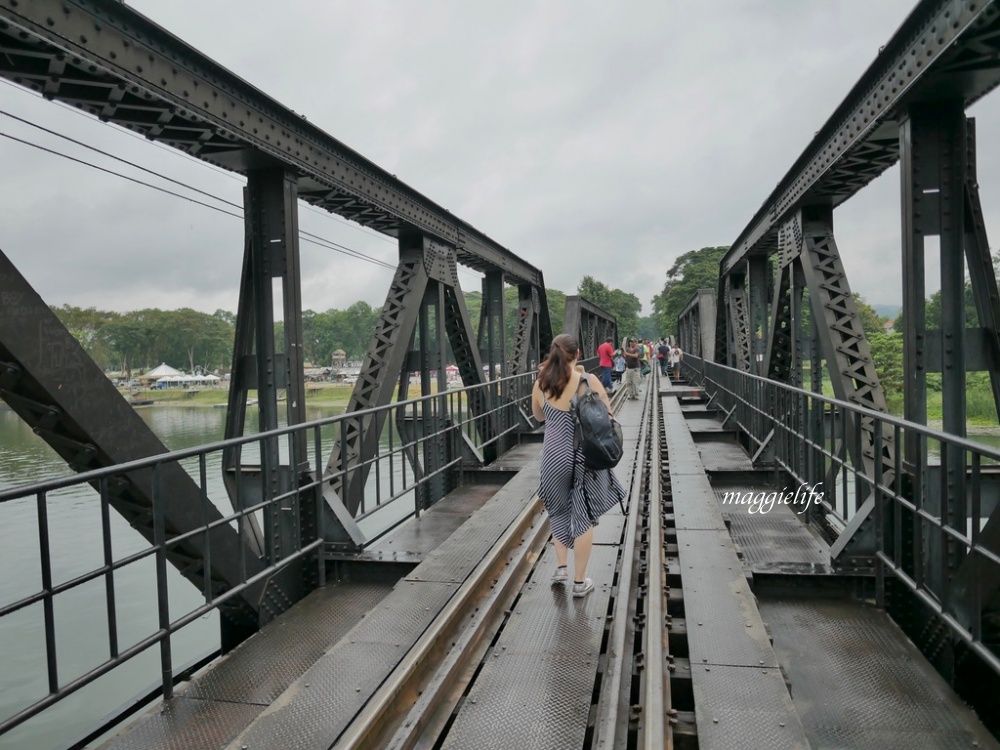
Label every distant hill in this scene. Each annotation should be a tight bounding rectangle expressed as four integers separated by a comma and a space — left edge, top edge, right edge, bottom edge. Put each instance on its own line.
873, 304, 901, 320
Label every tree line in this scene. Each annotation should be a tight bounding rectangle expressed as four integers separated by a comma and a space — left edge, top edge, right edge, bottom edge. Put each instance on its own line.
52, 276, 652, 376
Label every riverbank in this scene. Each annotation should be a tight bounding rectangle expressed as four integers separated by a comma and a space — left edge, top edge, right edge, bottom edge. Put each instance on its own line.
119, 382, 443, 409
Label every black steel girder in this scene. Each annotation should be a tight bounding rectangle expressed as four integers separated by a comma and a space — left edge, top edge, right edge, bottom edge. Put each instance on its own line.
563, 296, 618, 359
0, 247, 268, 640
325, 236, 432, 516
723, 0, 1000, 273
677, 289, 717, 361
325, 234, 498, 514
725, 272, 752, 373
0, 0, 544, 288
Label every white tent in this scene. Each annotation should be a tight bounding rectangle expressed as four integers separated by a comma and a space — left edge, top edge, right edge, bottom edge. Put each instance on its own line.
142, 363, 184, 381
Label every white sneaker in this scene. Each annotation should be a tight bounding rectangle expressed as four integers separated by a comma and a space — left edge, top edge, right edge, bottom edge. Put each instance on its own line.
572, 578, 594, 597
552, 566, 568, 585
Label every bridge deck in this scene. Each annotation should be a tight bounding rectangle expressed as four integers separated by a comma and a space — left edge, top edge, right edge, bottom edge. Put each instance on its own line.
662, 379, 998, 750
99, 378, 1000, 749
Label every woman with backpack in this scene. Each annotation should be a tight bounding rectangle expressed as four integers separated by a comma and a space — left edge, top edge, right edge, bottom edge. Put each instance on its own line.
531, 334, 627, 598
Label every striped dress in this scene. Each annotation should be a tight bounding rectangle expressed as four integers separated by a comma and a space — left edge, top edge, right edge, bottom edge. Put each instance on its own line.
538, 397, 626, 548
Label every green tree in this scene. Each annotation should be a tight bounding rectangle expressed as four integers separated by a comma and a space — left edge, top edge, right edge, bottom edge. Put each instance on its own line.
103, 314, 158, 375
51, 304, 120, 369
853, 293, 885, 340
868, 331, 904, 400
577, 276, 641, 337
651, 246, 728, 337
638, 316, 659, 340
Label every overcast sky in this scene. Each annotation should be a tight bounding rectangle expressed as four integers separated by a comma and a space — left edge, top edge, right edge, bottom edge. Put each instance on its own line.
2, 0, 999, 319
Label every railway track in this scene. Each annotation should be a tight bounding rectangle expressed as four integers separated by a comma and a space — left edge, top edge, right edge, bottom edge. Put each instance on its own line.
332, 381, 684, 749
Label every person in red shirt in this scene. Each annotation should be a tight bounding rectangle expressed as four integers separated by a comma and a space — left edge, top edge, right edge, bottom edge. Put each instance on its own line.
597, 337, 615, 392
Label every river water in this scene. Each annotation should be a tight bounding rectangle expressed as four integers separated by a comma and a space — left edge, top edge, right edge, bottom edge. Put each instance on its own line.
2, 404, 1000, 749
0, 404, 350, 750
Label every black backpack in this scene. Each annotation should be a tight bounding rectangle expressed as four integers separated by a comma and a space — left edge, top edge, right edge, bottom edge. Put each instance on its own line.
571, 374, 624, 471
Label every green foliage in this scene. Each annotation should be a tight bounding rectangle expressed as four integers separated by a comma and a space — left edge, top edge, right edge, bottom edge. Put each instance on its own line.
52, 284, 571, 377
51, 305, 120, 368
651, 246, 728, 337
577, 276, 642, 337
463, 286, 566, 357
637, 316, 660, 340
867, 331, 903, 396
853, 293, 885, 340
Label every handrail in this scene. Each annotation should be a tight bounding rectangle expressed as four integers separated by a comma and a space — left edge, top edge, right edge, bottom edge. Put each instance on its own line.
683, 354, 1000, 682
0, 371, 537, 743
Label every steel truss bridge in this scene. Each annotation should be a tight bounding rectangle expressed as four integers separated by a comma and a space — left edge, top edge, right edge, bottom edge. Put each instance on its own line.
2, 0, 1000, 748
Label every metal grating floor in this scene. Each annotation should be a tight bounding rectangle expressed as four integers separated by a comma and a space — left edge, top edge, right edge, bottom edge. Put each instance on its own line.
485, 442, 543, 471
99, 581, 393, 749
717, 483, 830, 573
697, 438, 754, 472
759, 596, 1000, 750
441, 544, 618, 750
685, 416, 728, 433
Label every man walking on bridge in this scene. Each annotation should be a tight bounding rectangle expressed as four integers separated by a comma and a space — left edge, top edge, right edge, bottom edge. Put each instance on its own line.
623, 339, 641, 399
597, 336, 614, 393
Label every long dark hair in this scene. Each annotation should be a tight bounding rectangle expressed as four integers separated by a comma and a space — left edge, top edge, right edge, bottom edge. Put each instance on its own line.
537, 333, 579, 399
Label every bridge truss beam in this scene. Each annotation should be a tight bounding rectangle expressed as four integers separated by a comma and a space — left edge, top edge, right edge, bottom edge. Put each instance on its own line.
721, 0, 1000, 277
0, 248, 270, 647
563, 296, 618, 360
0, 0, 545, 289
677, 288, 716, 361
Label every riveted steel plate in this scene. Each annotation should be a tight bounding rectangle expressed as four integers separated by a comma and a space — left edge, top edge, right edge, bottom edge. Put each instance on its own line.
681, 403, 715, 414
495, 545, 617, 658
675, 529, 741, 569
668, 457, 714, 476
351, 580, 457, 644
758, 597, 1000, 750
98, 696, 264, 750
186, 581, 392, 704
680, 559, 779, 668
686, 417, 727, 433
672, 484, 727, 531
697, 440, 754, 472
373, 512, 471, 559
440, 652, 597, 750
230, 581, 457, 750
691, 664, 809, 750
430, 483, 505, 516
720, 486, 830, 571
487, 443, 542, 471
406, 462, 539, 583
441, 545, 617, 749
592, 513, 625, 545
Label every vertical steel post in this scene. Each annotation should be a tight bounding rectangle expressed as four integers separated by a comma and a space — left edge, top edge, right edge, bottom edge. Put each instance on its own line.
748, 255, 769, 375
901, 102, 968, 589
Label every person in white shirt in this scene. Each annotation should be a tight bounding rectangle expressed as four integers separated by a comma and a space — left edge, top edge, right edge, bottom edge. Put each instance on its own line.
669, 345, 683, 381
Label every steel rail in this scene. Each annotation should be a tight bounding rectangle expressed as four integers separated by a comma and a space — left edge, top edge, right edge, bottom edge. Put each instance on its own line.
643, 388, 668, 749
335, 494, 549, 748
593, 383, 651, 748
343, 385, 634, 748
723, 0, 1000, 273
0, 0, 544, 287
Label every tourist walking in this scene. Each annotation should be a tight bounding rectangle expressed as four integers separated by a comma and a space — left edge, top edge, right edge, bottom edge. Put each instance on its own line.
670, 343, 684, 381
532, 334, 626, 598
597, 336, 615, 392
612, 349, 625, 384
623, 339, 641, 400
657, 339, 670, 376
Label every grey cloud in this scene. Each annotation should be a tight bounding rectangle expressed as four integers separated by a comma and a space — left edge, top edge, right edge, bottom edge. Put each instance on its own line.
2, 0, 997, 321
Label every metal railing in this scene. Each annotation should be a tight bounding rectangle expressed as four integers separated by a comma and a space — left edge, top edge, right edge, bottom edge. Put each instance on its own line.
0, 371, 536, 744
685, 355, 1000, 678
